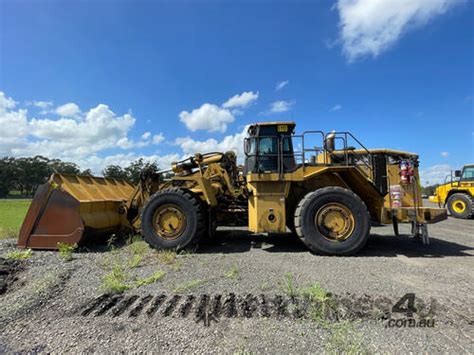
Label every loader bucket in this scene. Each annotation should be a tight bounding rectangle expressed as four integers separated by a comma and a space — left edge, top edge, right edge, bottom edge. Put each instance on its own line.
18, 173, 135, 250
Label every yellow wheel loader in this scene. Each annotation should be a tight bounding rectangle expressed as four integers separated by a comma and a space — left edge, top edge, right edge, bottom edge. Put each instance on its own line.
18, 122, 447, 255
429, 164, 474, 219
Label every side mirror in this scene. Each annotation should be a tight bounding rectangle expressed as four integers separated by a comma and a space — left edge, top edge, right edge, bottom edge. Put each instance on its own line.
454, 170, 462, 178
244, 139, 250, 155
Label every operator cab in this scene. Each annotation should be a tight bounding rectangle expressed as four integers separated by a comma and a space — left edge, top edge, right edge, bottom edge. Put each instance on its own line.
244, 122, 297, 174
455, 164, 474, 181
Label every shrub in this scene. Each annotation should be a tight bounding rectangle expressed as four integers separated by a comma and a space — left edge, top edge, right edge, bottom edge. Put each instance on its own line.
57, 242, 77, 262
6, 249, 32, 260
101, 263, 131, 293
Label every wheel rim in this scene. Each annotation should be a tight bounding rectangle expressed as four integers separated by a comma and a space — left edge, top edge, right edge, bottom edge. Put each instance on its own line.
452, 199, 466, 214
315, 203, 355, 242
153, 204, 186, 240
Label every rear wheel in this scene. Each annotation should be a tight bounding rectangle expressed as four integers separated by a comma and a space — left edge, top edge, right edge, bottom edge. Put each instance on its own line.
294, 187, 370, 255
447, 193, 472, 219
140, 188, 206, 251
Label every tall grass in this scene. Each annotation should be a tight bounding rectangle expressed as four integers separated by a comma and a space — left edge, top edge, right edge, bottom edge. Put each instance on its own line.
0, 200, 31, 240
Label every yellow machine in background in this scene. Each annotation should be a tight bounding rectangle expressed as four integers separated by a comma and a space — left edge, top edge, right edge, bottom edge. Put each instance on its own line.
429, 164, 474, 219
19, 122, 447, 255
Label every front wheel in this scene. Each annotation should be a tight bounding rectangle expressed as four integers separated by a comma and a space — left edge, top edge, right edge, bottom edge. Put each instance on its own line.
447, 193, 472, 219
140, 188, 206, 251
294, 187, 370, 255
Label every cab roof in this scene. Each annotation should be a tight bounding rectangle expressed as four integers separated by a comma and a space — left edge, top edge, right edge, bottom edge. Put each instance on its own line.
249, 121, 296, 127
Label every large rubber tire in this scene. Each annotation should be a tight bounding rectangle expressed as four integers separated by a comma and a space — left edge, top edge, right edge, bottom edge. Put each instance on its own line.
140, 188, 206, 251
294, 187, 370, 255
447, 193, 472, 219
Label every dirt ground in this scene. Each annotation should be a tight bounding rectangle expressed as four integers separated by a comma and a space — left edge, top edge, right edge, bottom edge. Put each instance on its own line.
0, 201, 473, 353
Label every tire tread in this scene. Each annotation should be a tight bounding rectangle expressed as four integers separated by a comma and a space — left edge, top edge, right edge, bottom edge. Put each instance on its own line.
294, 186, 370, 255
140, 187, 206, 251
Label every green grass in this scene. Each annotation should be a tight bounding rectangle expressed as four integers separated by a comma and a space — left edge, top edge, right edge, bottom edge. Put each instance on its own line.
224, 264, 240, 279
324, 321, 366, 354
6, 248, 32, 260
101, 263, 132, 293
128, 254, 143, 268
173, 279, 206, 293
301, 283, 333, 323
282, 272, 298, 298
101, 257, 166, 293
156, 250, 177, 265
279, 274, 367, 353
129, 239, 150, 256
134, 271, 166, 287
0, 200, 31, 239
57, 242, 77, 262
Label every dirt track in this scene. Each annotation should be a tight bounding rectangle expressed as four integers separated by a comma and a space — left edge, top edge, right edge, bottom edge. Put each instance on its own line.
0, 201, 473, 353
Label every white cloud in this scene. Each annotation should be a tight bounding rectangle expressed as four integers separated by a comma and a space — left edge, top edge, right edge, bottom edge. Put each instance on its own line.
269, 100, 294, 113
330, 104, 342, 112
175, 126, 249, 163
275, 80, 289, 91
336, 0, 461, 61
152, 133, 165, 145
179, 91, 258, 133
0, 92, 16, 110
0, 91, 166, 174
222, 91, 259, 109
179, 103, 234, 133
0, 93, 28, 149
1, 91, 256, 175
420, 164, 452, 185
32, 101, 53, 110
55, 102, 80, 117
440, 151, 449, 157
25, 100, 54, 114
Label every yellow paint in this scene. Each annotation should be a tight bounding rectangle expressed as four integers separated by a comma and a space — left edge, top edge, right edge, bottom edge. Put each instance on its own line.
315, 202, 355, 241
248, 180, 289, 233
247, 150, 445, 229
153, 204, 186, 240
451, 199, 466, 213
52, 173, 135, 230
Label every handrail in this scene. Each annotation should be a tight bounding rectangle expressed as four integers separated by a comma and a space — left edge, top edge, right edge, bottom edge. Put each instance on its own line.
244, 130, 376, 181
326, 131, 374, 181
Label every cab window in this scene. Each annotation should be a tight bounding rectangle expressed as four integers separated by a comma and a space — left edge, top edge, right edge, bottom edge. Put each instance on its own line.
282, 136, 292, 154
258, 137, 277, 155
461, 167, 474, 180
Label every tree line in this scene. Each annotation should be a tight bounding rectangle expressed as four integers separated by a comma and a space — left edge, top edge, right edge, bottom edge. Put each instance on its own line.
0, 156, 158, 198
420, 184, 439, 197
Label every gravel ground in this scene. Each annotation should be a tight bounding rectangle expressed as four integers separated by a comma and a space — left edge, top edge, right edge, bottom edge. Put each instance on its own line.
0, 201, 473, 353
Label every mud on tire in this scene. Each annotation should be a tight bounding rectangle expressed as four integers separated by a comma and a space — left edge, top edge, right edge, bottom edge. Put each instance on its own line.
140, 188, 206, 251
294, 186, 370, 255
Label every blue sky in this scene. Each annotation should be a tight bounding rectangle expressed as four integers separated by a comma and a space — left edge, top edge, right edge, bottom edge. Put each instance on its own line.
0, 0, 472, 184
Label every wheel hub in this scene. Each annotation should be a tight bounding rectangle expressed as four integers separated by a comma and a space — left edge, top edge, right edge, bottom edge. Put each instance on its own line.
315, 203, 355, 241
153, 204, 186, 240
452, 200, 466, 213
